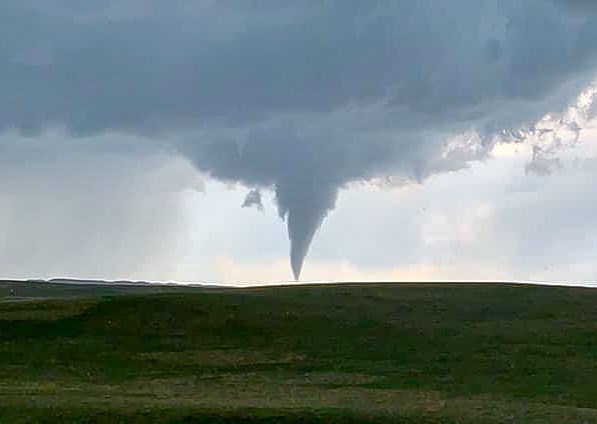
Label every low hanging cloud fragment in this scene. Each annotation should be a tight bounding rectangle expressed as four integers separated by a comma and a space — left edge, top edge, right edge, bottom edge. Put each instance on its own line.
241, 189, 264, 211
525, 146, 563, 176
1, 1, 597, 279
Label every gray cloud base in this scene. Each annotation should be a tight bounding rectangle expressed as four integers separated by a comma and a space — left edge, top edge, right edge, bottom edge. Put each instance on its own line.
1, 0, 597, 278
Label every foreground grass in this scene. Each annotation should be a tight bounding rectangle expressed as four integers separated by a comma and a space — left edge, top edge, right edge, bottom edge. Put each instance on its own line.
0, 282, 596, 423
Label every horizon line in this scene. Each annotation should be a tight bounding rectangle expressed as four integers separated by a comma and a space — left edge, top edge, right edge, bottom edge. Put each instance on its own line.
2, 277, 597, 290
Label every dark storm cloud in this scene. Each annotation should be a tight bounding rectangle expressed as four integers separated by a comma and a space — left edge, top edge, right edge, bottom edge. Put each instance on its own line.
1, 0, 597, 278
3, 1, 596, 133
551, 0, 597, 13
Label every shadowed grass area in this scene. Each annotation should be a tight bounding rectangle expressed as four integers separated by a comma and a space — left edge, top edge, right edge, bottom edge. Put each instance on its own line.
0, 281, 596, 423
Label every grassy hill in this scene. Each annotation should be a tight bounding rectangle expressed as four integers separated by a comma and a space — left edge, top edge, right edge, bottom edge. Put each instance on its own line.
1, 281, 596, 423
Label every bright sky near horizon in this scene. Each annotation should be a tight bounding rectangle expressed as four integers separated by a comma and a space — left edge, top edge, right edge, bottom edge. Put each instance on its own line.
1, 1, 597, 284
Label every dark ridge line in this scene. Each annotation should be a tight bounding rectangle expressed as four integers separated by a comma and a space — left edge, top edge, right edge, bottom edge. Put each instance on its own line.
0, 278, 219, 289
238, 281, 597, 291
1, 279, 596, 291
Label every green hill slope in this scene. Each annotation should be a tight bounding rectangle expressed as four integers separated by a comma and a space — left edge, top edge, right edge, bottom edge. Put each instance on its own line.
1, 282, 596, 423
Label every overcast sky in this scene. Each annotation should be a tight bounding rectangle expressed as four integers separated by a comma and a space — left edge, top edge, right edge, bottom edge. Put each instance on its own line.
1, 1, 597, 284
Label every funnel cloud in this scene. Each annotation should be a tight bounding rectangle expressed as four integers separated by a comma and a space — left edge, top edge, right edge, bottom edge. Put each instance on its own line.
276, 181, 338, 280
0, 1, 597, 279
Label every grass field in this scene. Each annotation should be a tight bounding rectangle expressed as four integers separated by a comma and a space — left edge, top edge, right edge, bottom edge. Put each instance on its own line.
1, 280, 597, 423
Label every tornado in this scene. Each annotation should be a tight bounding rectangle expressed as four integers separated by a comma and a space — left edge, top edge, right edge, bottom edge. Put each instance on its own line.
276, 181, 338, 281
287, 208, 324, 280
